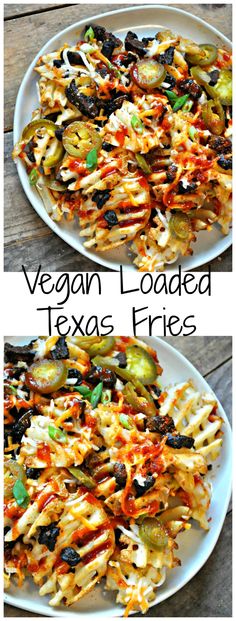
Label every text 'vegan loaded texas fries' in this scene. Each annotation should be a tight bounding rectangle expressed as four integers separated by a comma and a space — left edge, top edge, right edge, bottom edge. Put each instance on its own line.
13, 25, 232, 270
4, 337, 223, 615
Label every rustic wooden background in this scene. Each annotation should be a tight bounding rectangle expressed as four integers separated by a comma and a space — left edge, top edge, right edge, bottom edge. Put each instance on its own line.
4, 335, 232, 617
4, 3, 232, 272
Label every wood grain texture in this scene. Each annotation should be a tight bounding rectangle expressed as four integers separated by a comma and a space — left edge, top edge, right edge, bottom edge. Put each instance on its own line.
4, 3, 232, 272
164, 336, 232, 378
4, 335, 232, 617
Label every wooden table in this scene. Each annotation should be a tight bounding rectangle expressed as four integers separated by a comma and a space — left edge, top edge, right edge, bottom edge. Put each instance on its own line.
4, 3, 232, 272
4, 336, 232, 617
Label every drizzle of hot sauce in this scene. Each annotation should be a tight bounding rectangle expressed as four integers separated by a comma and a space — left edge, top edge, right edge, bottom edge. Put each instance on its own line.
37, 443, 51, 466
4, 502, 25, 519
28, 562, 39, 573
194, 474, 202, 485
115, 126, 128, 147
69, 159, 86, 174
138, 176, 150, 190
85, 413, 97, 429
119, 217, 142, 228
37, 493, 57, 512
82, 541, 111, 565
161, 117, 171, 131
101, 164, 118, 179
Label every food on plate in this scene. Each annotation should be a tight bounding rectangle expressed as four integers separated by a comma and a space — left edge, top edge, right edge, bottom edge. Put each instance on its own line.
13, 24, 232, 271
4, 336, 223, 615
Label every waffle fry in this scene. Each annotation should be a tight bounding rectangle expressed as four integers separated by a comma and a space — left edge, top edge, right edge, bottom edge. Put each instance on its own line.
159, 381, 223, 461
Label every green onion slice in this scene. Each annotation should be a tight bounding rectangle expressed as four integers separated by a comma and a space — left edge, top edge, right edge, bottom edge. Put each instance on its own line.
84, 26, 94, 42
131, 115, 144, 134
13, 479, 30, 508
86, 148, 98, 171
29, 168, 39, 186
90, 381, 103, 408
48, 424, 68, 444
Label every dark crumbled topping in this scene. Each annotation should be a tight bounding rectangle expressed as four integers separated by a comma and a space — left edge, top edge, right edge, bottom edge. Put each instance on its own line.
92, 189, 111, 209
26, 467, 42, 480
38, 522, 60, 552
178, 179, 197, 194
67, 51, 83, 65
67, 369, 83, 384
166, 433, 194, 449
133, 474, 155, 497
4, 342, 35, 364
114, 462, 127, 488
55, 127, 64, 141
60, 546, 81, 566
158, 46, 175, 65
146, 414, 175, 434
101, 39, 116, 60
102, 141, 115, 152
66, 81, 101, 118
86, 24, 121, 47
166, 164, 177, 183
104, 210, 119, 228
164, 72, 176, 89
103, 94, 129, 117
85, 365, 116, 388
12, 409, 33, 443
208, 136, 231, 154
208, 69, 219, 86
125, 31, 147, 57
51, 337, 69, 360
115, 352, 127, 368
217, 155, 232, 170
178, 78, 202, 100
53, 59, 63, 68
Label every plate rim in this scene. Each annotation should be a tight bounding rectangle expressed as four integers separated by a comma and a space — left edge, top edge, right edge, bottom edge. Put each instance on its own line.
13, 5, 232, 272
4, 336, 232, 616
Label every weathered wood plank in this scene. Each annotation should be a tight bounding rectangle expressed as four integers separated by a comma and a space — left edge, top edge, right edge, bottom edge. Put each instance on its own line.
4, 3, 127, 130
4, 130, 232, 272
4, 511, 232, 617
4, 4, 68, 19
4, 3, 232, 131
206, 358, 232, 424
163, 336, 232, 378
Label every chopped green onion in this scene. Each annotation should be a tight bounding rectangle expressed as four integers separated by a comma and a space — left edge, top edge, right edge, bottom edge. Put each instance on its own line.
189, 126, 197, 141
107, 61, 122, 79
131, 115, 144, 134
4, 383, 17, 394
183, 100, 193, 112
84, 26, 94, 42
164, 90, 178, 104
74, 385, 92, 398
119, 413, 133, 430
68, 467, 95, 489
135, 153, 151, 174
13, 479, 29, 508
101, 389, 112, 405
172, 94, 189, 112
28, 168, 39, 186
86, 148, 98, 171
48, 424, 68, 444
90, 381, 103, 408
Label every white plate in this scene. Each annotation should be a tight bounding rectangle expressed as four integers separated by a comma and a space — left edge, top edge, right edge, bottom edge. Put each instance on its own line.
4, 336, 232, 616
13, 5, 232, 272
